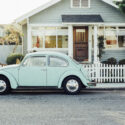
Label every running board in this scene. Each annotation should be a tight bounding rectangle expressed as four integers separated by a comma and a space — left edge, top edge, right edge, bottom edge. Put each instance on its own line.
16, 86, 59, 90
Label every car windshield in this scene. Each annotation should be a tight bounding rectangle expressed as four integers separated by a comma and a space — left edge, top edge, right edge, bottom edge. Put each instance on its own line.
70, 57, 80, 65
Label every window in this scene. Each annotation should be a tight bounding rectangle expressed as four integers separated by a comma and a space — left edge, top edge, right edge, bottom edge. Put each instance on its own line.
23, 57, 46, 67
45, 36, 56, 48
48, 56, 68, 67
105, 28, 118, 48
31, 27, 68, 49
58, 36, 68, 48
92, 26, 125, 49
71, 0, 90, 8
118, 28, 125, 48
32, 36, 43, 48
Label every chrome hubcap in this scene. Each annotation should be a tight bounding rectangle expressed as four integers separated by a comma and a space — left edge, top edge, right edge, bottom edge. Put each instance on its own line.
0, 80, 7, 92
66, 79, 79, 93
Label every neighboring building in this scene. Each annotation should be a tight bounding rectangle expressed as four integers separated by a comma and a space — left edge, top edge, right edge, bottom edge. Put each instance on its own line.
15, 0, 125, 63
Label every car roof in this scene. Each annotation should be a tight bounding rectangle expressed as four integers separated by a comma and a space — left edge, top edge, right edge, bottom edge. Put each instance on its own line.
26, 51, 69, 59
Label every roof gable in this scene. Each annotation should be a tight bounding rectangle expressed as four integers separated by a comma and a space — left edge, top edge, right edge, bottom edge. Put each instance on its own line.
15, 0, 119, 24
15, 0, 61, 24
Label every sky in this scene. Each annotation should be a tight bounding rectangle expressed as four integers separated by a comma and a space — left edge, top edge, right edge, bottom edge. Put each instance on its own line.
0, 0, 51, 24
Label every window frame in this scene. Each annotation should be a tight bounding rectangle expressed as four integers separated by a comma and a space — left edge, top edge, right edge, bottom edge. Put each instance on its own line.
93, 26, 125, 50
71, 0, 90, 8
31, 26, 68, 49
48, 56, 69, 67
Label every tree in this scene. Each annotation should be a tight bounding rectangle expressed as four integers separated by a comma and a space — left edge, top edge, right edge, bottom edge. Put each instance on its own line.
4, 24, 23, 53
116, 0, 125, 14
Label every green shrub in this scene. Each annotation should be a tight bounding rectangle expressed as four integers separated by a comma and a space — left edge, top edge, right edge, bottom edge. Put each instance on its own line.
119, 59, 125, 65
102, 57, 117, 65
102, 61, 108, 64
6, 53, 24, 65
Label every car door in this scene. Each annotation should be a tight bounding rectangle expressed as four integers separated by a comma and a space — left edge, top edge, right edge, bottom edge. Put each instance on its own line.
47, 56, 69, 87
18, 56, 47, 86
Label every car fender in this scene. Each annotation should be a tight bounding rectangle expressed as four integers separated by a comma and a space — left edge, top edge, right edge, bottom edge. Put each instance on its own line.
58, 70, 89, 88
0, 70, 18, 89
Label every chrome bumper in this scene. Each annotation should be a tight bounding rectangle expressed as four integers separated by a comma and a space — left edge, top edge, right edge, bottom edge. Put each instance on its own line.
87, 82, 96, 86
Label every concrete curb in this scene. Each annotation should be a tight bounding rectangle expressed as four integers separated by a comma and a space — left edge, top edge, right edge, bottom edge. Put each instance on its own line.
86, 83, 125, 90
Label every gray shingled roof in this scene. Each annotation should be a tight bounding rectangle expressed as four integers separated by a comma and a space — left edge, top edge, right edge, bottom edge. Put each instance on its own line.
62, 15, 104, 23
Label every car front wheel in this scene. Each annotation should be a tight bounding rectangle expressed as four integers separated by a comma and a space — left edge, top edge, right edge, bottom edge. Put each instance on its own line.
0, 77, 10, 95
63, 77, 81, 94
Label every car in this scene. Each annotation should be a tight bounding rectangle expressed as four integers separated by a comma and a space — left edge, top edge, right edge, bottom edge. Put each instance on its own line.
0, 51, 96, 95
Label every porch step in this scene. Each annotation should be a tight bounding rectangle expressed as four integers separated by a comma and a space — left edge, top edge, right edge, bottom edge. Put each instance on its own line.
88, 83, 125, 89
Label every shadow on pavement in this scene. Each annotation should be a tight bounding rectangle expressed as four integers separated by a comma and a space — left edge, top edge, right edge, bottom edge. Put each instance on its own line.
9, 89, 125, 96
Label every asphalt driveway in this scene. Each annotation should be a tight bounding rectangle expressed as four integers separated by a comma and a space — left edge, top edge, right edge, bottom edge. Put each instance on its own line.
0, 90, 125, 125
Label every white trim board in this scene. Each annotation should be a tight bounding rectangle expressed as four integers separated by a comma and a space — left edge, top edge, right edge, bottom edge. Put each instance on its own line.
102, 0, 119, 9
63, 23, 125, 26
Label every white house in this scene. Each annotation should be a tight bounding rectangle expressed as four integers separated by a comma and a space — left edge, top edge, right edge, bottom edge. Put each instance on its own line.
15, 0, 125, 64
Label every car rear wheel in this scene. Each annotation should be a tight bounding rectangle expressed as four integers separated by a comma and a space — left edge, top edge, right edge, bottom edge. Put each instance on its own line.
63, 77, 81, 94
0, 77, 10, 95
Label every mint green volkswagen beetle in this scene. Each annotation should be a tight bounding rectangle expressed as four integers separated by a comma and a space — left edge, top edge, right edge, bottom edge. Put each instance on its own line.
0, 51, 96, 94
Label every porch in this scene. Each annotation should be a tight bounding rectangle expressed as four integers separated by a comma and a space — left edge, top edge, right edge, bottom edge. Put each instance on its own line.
28, 24, 125, 64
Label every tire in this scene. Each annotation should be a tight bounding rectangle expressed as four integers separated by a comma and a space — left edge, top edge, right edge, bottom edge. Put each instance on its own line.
0, 76, 10, 95
63, 76, 82, 95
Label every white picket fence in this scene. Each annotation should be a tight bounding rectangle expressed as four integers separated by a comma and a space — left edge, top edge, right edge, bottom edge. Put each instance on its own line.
83, 63, 125, 83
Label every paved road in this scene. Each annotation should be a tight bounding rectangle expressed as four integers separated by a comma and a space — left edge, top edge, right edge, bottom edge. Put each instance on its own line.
0, 90, 125, 125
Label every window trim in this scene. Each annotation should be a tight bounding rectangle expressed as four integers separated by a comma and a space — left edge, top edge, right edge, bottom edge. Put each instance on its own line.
48, 56, 69, 67
71, 0, 90, 8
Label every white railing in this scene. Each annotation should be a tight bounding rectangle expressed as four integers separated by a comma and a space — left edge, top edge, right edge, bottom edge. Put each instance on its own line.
83, 63, 125, 83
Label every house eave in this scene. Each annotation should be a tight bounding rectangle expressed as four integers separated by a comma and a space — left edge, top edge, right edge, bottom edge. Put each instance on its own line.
15, 0, 61, 25
62, 22, 104, 26
62, 22, 125, 26
102, 0, 119, 9
15, 0, 120, 25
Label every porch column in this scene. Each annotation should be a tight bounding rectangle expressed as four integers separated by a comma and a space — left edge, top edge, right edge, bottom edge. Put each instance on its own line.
94, 25, 98, 63
27, 18, 32, 53
68, 25, 73, 58
88, 26, 92, 63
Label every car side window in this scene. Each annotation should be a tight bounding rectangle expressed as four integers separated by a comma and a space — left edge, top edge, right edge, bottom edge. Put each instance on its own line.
23, 56, 46, 67
49, 56, 68, 67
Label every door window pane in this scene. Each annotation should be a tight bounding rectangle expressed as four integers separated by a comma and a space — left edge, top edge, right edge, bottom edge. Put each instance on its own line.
76, 29, 86, 42
49, 56, 68, 67
23, 57, 46, 67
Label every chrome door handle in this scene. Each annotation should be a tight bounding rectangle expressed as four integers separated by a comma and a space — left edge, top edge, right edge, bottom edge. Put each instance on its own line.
41, 69, 47, 71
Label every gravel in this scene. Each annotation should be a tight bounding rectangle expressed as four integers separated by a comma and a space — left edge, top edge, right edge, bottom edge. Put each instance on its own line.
0, 90, 125, 125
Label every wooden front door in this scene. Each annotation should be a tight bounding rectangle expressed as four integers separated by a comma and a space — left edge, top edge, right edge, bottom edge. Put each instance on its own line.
73, 27, 88, 62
